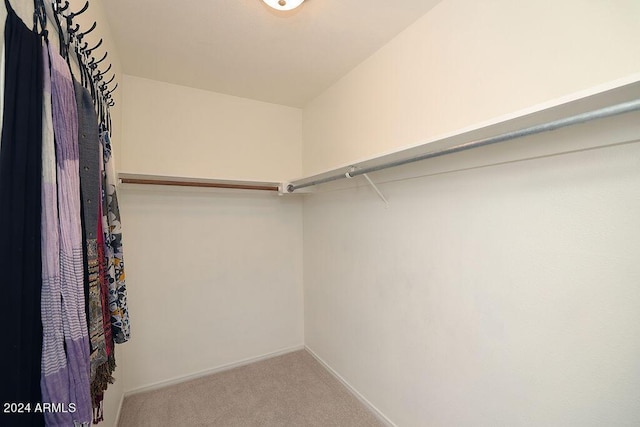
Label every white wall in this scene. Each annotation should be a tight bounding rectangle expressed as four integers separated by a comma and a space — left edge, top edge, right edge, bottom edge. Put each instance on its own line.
118, 186, 304, 392
120, 74, 302, 182
303, 0, 640, 176
301, 0, 640, 425
303, 113, 640, 426
116, 74, 305, 394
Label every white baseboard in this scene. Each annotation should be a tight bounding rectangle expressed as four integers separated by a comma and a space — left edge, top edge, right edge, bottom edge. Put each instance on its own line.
124, 344, 305, 397
305, 346, 397, 427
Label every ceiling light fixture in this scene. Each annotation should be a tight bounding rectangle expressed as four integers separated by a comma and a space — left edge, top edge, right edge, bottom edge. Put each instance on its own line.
262, 0, 305, 11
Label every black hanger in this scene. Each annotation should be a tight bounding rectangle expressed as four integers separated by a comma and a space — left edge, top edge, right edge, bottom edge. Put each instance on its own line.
45, 0, 117, 130
93, 62, 111, 76
51, 1, 67, 56
32, 0, 48, 38
76, 21, 96, 43
102, 74, 115, 86
75, 41, 92, 89
88, 51, 108, 68
105, 83, 118, 96
61, 1, 89, 58
83, 38, 103, 56
68, 1, 89, 19
57, 0, 69, 13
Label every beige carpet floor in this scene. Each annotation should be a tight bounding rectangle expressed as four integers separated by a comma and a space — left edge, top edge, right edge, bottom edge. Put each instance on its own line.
118, 350, 384, 426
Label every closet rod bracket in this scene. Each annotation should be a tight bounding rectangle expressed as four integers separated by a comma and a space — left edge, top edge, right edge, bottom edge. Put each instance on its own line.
348, 166, 388, 207
361, 172, 389, 208
279, 182, 314, 195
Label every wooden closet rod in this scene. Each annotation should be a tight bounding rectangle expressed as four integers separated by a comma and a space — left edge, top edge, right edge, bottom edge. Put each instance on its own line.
120, 178, 279, 192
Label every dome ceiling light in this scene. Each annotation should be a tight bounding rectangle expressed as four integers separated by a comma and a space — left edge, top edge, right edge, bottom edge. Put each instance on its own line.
262, 0, 305, 11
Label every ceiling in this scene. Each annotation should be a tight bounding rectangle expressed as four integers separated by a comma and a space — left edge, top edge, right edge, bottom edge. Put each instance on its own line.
104, 0, 442, 108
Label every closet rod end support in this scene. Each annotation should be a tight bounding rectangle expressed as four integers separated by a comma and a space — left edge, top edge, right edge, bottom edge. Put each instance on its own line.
279, 182, 294, 195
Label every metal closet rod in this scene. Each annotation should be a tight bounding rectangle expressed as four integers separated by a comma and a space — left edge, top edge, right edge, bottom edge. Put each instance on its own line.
287, 98, 640, 193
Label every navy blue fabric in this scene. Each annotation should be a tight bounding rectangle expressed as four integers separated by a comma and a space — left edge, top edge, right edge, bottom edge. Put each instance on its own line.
0, 1, 45, 425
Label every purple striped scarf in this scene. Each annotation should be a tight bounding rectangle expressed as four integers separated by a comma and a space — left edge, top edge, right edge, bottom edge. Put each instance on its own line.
40, 42, 76, 427
48, 42, 92, 426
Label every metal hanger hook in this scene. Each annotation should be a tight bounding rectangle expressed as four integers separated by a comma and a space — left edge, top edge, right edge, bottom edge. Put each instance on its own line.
85, 38, 103, 55
89, 51, 108, 66
56, 0, 70, 13
69, 1, 89, 18
103, 74, 116, 86
77, 21, 97, 41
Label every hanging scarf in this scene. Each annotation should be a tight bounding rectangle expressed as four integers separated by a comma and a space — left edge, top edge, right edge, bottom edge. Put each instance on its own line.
41, 41, 78, 427
100, 129, 131, 343
75, 79, 115, 420
0, 1, 44, 425
49, 41, 92, 426
93, 199, 116, 424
